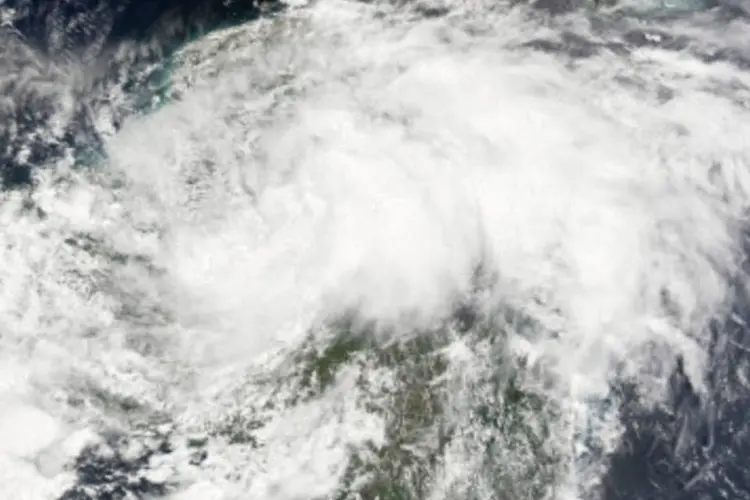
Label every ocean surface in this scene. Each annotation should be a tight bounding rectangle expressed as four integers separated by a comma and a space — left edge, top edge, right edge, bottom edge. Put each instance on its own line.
1, 0, 750, 499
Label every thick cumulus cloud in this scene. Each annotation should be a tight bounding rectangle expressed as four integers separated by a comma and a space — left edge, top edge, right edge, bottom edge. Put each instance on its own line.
1, 0, 750, 497
103, 0, 750, 397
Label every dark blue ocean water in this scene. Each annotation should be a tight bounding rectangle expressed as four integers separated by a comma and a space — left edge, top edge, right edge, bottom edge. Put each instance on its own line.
0, 0, 282, 188
2, 2, 750, 499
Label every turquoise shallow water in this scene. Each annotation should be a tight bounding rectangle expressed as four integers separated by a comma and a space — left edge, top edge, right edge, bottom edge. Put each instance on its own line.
1, 1, 750, 499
